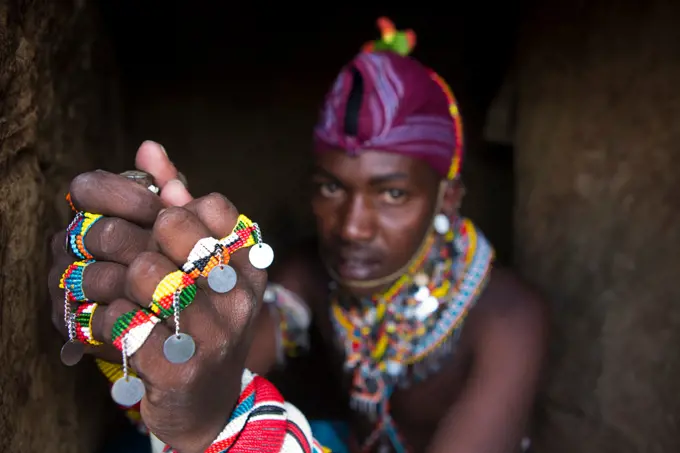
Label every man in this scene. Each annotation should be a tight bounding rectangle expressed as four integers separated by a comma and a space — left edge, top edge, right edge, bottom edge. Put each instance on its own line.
48, 18, 547, 453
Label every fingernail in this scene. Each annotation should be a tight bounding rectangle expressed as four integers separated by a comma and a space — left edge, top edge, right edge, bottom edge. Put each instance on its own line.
142, 140, 167, 156
167, 178, 185, 188
176, 172, 188, 188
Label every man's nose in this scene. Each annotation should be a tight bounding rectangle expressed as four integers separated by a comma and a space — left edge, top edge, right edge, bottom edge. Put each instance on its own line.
339, 195, 376, 243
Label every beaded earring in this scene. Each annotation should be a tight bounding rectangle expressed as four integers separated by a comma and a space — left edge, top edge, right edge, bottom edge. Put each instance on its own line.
433, 213, 451, 235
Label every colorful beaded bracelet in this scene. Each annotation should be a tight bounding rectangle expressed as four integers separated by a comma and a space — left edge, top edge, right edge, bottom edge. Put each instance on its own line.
60, 259, 94, 302
74, 302, 103, 346
66, 211, 103, 260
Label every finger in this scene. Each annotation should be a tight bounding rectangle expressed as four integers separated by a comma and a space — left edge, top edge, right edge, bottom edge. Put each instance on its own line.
69, 170, 164, 227
77, 217, 152, 265
123, 252, 227, 363
177, 195, 267, 325
49, 260, 127, 305
134, 141, 179, 188
159, 178, 193, 207
183, 193, 267, 289
151, 207, 215, 268
94, 297, 173, 376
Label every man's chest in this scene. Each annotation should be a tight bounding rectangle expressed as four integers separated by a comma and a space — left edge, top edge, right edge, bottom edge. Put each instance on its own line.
315, 309, 472, 450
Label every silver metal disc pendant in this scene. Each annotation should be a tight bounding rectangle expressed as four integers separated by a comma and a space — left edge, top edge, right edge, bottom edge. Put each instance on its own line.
163, 333, 196, 364
111, 376, 145, 407
248, 243, 274, 269
207, 265, 237, 293
60, 340, 85, 366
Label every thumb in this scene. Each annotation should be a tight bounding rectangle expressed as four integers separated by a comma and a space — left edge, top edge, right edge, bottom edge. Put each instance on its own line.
160, 178, 193, 207
135, 141, 179, 188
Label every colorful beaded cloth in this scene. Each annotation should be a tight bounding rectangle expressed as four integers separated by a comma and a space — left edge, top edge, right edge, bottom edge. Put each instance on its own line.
159, 370, 329, 453
330, 219, 494, 452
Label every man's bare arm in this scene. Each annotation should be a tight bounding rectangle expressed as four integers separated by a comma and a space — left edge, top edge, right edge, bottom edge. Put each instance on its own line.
427, 270, 549, 453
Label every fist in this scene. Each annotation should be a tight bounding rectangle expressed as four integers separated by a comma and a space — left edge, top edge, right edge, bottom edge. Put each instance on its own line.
48, 147, 271, 452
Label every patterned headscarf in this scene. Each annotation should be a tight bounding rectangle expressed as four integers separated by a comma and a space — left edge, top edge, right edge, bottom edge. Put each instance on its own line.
313, 18, 464, 180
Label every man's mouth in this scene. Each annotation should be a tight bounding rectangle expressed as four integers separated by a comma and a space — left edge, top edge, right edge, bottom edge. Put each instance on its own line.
334, 256, 380, 281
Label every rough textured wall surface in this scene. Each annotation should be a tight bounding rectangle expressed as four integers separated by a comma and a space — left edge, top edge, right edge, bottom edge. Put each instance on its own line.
0, 1, 123, 452
515, 1, 680, 452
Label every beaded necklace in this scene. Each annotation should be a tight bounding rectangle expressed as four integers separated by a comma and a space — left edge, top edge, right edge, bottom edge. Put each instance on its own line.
329, 218, 494, 452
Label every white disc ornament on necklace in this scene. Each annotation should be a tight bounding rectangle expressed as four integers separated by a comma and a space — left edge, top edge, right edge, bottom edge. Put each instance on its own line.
415, 296, 439, 321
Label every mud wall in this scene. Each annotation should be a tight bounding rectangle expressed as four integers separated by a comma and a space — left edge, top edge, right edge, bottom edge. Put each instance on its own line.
0, 1, 123, 452
515, 1, 680, 452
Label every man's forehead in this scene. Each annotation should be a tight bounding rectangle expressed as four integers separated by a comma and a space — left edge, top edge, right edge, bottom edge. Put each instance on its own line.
313, 149, 435, 182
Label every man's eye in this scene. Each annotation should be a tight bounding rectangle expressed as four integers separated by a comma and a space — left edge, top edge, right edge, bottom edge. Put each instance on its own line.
382, 189, 407, 203
319, 182, 342, 197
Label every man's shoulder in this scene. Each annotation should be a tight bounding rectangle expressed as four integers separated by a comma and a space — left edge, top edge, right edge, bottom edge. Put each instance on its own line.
468, 266, 549, 350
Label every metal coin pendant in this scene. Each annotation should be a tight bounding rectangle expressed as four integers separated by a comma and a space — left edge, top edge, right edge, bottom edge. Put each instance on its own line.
249, 243, 274, 270
163, 333, 196, 364
60, 340, 85, 366
111, 376, 145, 407
207, 264, 237, 293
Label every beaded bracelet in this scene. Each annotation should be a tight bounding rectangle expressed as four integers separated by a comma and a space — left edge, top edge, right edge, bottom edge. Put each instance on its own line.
66, 211, 103, 260
60, 259, 95, 302
161, 369, 328, 453
263, 284, 312, 364
73, 302, 103, 346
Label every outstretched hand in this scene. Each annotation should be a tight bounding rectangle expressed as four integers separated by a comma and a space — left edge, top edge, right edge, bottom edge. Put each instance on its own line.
48, 142, 271, 452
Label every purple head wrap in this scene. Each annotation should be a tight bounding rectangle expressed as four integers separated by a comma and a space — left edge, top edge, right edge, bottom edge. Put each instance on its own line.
313, 51, 463, 179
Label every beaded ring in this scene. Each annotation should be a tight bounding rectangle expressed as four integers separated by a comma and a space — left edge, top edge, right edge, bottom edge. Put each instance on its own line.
182, 214, 274, 296
66, 211, 103, 260
74, 302, 104, 346
60, 259, 94, 302
111, 308, 161, 355
149, 270, 197, 319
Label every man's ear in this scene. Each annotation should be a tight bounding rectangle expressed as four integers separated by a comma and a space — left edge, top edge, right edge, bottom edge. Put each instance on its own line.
440, 179, 465, 217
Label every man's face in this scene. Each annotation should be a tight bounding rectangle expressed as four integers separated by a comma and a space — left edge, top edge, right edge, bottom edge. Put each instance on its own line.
311, 150, 441, 295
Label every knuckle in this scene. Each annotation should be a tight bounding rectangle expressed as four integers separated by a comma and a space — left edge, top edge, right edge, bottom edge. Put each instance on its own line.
50, 232, 66, 257
203, 192, 236, 211
86, 262, 126, 296
101, 299, 136, 341
155, 206, 194, 233
128, 251, 165, 278
226, 285, 258, 328
97, 218, 128, 255
51, 302, 64, 331
68, 171, 102, 209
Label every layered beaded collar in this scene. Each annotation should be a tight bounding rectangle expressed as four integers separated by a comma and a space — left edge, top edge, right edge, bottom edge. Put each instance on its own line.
329, 217, 494, 452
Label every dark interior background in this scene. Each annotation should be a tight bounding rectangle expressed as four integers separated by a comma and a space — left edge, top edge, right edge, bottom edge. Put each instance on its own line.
98, 1, 519, 264
92, 2, 520, 444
